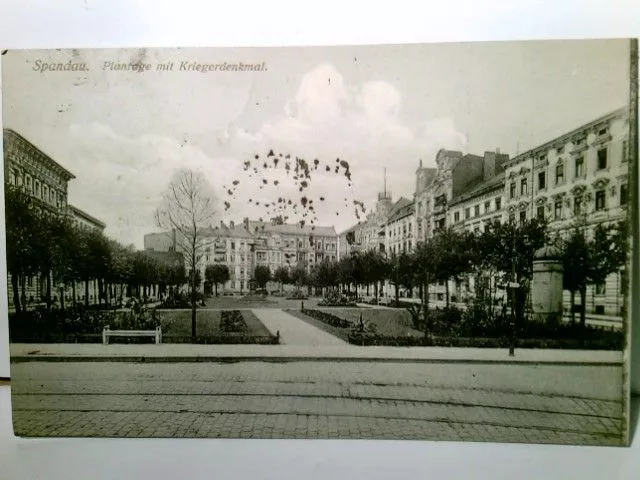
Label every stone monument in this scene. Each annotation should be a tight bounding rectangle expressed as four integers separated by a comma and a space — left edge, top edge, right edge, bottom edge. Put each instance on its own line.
531, 245, 564, 324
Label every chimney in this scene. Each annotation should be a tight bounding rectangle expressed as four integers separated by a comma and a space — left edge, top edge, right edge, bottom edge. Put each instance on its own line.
483, 151, 496, 181
230, 221, 235, 229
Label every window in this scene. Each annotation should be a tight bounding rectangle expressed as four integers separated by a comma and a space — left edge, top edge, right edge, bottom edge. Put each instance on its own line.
621, 184, 628, 205
555, 163, 564, 185
538, 171, 546, 190
574, 196, 582, 215
484, 201, 490, 212
519, 210, 527, 223
231, 242, 235, 250
554, 201, 562, 220
521, 178, 528, 196
436, 218, 445, 230
597, 148, 607, 170
595, 283, 606, 295
495, 198, 501, 210
454, 211, 460, 223
465, 208, 470, 219
510, 182, 516, 199
622, 140, 628, 163
575, 156, 584, 178
25, 175, 32, 193
595, 190, 606, 211
474, 205, 480, 216
537, 206, 545, 219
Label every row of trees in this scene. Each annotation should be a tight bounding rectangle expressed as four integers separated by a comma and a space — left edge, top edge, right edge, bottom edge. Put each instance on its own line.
271, 217, 627, 330
6, 184, 187, 315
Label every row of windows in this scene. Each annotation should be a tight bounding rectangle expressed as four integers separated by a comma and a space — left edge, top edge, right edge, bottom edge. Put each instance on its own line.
7, 168, 67, 209
452, 197, 502, 224
507, 184, 627, 223
509, 144, 626, 200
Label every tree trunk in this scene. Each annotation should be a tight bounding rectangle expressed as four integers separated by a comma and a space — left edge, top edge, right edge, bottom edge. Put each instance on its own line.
579, 285, 587, 330
570, 290, 576, 323
45, 271, 52, 311
214, 283, 219, 297
445, 279, 450, 308
11, 274, 22, 315
20, 275, 28, 311
72, 281, 76, 308
394, 283, 399, 303
60, 287, 65, 311
374, 281, 378, 299
423, 275, 430, 339
84, 280, 89, 307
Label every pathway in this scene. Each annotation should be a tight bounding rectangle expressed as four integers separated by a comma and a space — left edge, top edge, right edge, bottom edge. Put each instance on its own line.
252, 308, 348, 346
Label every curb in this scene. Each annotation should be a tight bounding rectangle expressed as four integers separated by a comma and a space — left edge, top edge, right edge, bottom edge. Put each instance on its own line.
9, 355, 624, 366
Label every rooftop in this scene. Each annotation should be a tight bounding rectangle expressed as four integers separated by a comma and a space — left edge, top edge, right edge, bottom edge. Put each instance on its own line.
68, 204, 106, 228
449, 172, 506, 207
3, 128, 76, 181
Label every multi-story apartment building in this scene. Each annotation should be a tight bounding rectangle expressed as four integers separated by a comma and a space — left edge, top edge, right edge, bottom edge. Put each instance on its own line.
414, 108, 628, 314
385, 198, 415, 256
414, 150, 509, 241
145, 218, 338, 293
3, 129, 74, 213
3, 128, 106, 307
502, 107, 629, 315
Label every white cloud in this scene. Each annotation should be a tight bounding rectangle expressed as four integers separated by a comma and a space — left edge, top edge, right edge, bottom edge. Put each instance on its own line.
35, 62, 467, 247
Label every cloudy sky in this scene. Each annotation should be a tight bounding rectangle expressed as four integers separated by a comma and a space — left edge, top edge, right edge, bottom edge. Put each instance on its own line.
1, 41, 630, 248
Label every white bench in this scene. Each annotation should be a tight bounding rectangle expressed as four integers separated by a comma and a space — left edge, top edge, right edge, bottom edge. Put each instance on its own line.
102, 326, 162, 345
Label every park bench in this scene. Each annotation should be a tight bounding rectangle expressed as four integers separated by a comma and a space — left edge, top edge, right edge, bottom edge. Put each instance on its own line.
102, 326, 162, 345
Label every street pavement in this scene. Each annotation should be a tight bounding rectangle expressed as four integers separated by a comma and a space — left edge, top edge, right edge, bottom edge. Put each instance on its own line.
9, 342, 624, 365
252, 308, 348, 346
10, 360, 625, 445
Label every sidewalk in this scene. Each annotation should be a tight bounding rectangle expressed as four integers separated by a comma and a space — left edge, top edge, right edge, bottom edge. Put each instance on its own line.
252, 308, 348, 346
9, 343, 624, 366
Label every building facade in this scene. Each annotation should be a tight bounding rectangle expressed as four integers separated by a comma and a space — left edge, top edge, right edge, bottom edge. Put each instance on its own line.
145, 218, 338, 293
69, 205, 106, 232
502, 108, 629, 315
3, 128, 106, 308
338, 108, 629, 316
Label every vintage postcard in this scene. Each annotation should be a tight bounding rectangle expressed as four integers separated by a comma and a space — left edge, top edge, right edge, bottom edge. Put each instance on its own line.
1, 41, 635, 445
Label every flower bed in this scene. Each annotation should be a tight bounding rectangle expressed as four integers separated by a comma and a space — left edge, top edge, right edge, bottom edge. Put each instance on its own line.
219, 310, 248, 332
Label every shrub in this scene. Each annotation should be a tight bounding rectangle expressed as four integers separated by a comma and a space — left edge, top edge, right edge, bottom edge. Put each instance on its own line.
286, 289, 308, 300
158, 290, 205, 308
318, 290, 357, 307
302, 308, 352, 328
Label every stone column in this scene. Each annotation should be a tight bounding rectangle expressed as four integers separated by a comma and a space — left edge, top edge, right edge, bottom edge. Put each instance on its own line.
531, 245, 564, 324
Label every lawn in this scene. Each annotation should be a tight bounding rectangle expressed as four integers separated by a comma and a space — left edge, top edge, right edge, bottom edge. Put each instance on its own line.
159, 310, 272, 338
286, 307, 423, 341
205, 294, 322, 310
315, 307, 424, 337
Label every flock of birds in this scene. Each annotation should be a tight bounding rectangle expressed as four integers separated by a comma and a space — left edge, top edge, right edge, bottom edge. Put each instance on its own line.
222, 150, 367, 230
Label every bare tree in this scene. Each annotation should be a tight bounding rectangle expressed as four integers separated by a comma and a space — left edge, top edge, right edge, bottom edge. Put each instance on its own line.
155, 169, 218, 340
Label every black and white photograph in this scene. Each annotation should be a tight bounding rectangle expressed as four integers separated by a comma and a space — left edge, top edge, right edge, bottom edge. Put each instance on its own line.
1, 40, 635, 446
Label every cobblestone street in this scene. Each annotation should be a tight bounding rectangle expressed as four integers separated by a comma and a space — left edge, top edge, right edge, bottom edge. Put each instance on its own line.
10, 361, 624, 445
